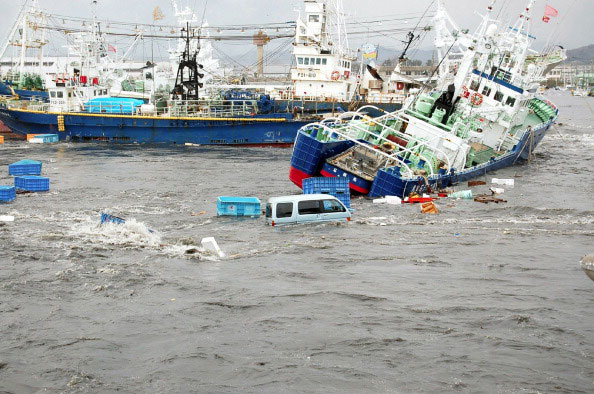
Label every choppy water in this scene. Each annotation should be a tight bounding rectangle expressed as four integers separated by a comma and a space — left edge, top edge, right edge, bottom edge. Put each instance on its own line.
0, 92, 592, 393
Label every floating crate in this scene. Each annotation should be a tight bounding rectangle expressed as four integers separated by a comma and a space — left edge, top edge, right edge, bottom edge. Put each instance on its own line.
14, 176, 50, 192
302, 177, 351, 209
217, 196, 261, 217
29, 134, 58, 143
100, 213, 126, 225
0, 135, 4, 144
0, 186, 16, 202
8, 159, 42, 176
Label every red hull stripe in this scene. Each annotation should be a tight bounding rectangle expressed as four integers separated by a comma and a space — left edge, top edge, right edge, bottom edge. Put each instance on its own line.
289, 166, 313, 188
320, 170, 369, 194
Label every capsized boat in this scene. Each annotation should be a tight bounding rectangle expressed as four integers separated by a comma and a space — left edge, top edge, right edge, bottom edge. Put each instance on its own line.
289, 0, 562, 196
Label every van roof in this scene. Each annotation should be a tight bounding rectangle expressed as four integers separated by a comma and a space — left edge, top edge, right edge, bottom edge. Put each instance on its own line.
267, 194, 341, 204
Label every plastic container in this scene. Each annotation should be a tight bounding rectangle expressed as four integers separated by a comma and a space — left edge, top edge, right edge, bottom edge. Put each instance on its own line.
29, 134, 58, 143
385, 195, 402, 205
201, 237, 225, 258
14, 176, 50, 192
0, 185, 16, 202
217, 196, 261, 217
302, 177, 351, 209
492, 178, 514, 186
449, 190, 473, 199
8, 159, 42, 176
100, 213, 126, 225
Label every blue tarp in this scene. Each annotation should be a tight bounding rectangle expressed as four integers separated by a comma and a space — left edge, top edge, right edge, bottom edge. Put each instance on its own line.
85, 97, 144, 114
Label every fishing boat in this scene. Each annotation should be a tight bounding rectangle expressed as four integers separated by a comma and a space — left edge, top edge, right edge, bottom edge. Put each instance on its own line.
289, 0, 563, 197
0, 17, 310, 145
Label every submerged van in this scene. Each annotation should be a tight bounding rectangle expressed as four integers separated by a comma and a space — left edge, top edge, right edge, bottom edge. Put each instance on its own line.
265, 194, 351, 226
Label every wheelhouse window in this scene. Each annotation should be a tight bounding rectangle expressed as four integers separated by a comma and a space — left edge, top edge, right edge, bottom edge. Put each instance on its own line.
322, 58, 327, 65
309, 14, 320, 23
56, 91, 64, 98
298, 200, 322, 215
276, 203, 293, 218
304, 58, 309, 65
494, 91, 504, 102
297, 57, 304, 65
470, 80, 480, 91
316, 58, 321, 65
482, 86, 492, 97
50, 91, 56, 98
506, 96, 516, 107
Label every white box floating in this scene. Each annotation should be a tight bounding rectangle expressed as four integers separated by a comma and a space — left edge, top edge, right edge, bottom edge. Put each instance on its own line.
201, 237, 225, 258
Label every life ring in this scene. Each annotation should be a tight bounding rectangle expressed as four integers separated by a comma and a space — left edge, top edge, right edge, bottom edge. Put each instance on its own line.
461, 85, 470, 98
331, 71, 340, 81
470, 92, 483, 106
396, 82, 405, 90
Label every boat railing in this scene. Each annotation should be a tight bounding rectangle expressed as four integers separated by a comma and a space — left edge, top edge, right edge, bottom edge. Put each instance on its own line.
302, 120, 417, 178
318, 114, 443, 178
345, 105, 454, 171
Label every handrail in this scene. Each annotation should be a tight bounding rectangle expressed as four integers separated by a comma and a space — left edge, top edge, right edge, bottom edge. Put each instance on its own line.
329, 105, 454, 172
318, 115, 437, 177
300, 122, 416, 177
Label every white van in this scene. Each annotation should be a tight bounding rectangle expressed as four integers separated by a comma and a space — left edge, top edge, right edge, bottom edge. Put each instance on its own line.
265, 194, 351, 226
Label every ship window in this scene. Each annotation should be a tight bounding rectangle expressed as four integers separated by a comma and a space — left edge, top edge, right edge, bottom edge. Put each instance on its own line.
56, 91, 64, 98
316, 58, 321, 65
298, 57, 303, 65
304, 58, 309, 65
470, 80, 480, 91
482, 86, 492, 97
309, 14, 320, 22
310, 58, 315, 65
298, 200, 322, 215
322, 199, 346, 213
276, 202, 293, 218
68, 92, 72, 98
50, 91, 56, 98
506, 96, 516, 107
494, 91, 503, 102
322, 58, 327, 65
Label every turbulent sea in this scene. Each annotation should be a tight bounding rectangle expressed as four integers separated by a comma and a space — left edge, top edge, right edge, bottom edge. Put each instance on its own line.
0, 92, 592, 393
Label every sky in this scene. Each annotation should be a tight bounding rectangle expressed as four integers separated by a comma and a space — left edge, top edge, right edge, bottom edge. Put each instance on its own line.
0, 0, 591, 64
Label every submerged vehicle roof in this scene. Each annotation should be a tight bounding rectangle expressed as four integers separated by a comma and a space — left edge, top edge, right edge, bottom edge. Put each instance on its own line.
267, 194, 343, 204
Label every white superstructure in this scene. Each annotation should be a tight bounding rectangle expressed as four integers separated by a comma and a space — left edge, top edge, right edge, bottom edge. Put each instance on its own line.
290, 0, 357, 101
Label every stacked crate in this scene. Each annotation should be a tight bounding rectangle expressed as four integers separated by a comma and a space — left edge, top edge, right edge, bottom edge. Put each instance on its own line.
302, 177, 351, 209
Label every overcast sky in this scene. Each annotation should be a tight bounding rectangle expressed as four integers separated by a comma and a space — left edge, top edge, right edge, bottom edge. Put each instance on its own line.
0, 0, 591, 62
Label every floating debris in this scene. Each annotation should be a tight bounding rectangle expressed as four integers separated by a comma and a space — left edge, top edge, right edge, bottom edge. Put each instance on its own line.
581, 255, 594, 282
474, 194, 507, 204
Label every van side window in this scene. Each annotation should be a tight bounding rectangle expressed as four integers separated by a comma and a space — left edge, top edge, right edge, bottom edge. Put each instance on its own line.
322, 199, 346, 213
298, 200, 322, 215
276, 202, 293, 218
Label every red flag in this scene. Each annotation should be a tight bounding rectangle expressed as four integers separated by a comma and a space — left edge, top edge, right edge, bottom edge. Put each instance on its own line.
108, 44, 117, 53
544, 5, 559, 17
543, 5, 558, 22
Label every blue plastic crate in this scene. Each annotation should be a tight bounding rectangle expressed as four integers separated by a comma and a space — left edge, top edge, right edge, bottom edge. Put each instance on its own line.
302, 177, 351, 209
8, 159, 42, 176
100, 213, 126, 225
30, 134, 59, 143
217, 196, 261, 217
14, 176, 50, 192
0, 185, 16, 203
